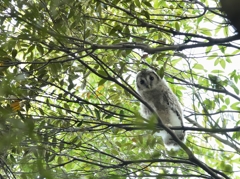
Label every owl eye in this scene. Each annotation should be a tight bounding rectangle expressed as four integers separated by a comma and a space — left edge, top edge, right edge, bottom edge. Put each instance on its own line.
149, 76, 154, 81
140, 79, 145, 84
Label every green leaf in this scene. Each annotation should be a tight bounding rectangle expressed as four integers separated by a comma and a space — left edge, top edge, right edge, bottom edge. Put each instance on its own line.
141, 10, 150, 19
225, 98, 230, 105
220, 59, 226, 69
226, 57, 232, 63
223, 26, 229, 37
171, 58, 181, 66
119, 110, 124, 121
98, 70, 108, 77
229, 83, 240, 95
205, 46, 213, 55
98, 79, 107, 86
94, 109, 101, 120
10, 154, 16, 163
39, 108, 44, 115
230, 102, 240, 110
199, 28, 212, 36
158, 67, 165, 79
48, 154, 56, 162
207, 52, 218, 60
27, 44, 35, 54
175, 22, 180, 31
143, 1, 152, 7
111, 149, 119, 155
224, 164, 233, 173
218, 45, 226, 53
11, 49, 17, 58
37, 44, 44, 55
109, 25, 122, 36
0, 48, 8, 56
232, 49, 240, 55
211, 70, 224, 73
125, 74, 131, 82
193, 63, 204, 70
214, 58, 219, 66
134, 0, 141, 7
123, 26, 130, 36
68, 77, 74, 90
220, 105, 227, 111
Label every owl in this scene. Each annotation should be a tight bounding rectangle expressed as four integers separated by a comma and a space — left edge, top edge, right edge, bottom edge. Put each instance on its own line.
136, 69, 185, 150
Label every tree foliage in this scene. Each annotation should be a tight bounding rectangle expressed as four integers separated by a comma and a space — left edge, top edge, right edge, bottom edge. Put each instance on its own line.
0, 0, 240, 178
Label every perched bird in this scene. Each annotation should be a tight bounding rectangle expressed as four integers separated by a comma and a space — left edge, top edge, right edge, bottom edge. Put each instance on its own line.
136, 69, 185, 150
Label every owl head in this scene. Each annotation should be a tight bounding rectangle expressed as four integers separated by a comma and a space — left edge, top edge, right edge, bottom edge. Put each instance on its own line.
136, 69, 161, 92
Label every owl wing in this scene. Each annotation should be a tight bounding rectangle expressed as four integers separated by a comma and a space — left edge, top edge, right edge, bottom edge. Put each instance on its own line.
162, 89, 184, 126
162, 89, 186, 148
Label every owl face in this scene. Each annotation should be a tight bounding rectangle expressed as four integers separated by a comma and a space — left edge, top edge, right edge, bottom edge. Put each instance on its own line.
136, 69, 160, 92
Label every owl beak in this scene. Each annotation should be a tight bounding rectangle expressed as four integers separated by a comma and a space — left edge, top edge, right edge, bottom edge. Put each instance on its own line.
146, 84, 151, 89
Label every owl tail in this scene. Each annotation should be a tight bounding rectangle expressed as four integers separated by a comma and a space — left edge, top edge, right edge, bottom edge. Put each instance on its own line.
156, 130, 186, 151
